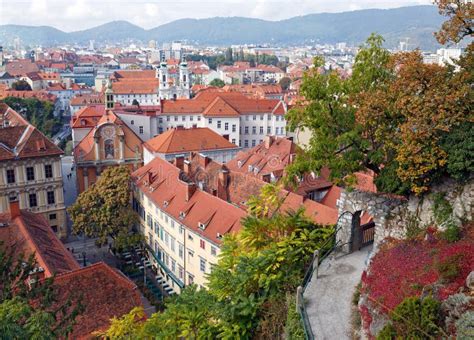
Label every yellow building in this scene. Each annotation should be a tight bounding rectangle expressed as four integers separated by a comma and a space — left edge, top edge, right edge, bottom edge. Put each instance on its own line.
0, 103, 67, 238
131, 156, 246, 292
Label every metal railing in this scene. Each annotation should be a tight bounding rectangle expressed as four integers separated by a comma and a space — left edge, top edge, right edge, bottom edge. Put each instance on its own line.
296, 211, 354, 340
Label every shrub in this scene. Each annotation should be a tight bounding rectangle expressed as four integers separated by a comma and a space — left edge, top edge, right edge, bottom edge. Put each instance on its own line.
436, 254, 464, 283
378, 296, 441, 339
442, 223, 461, 243
353, 282, 362, 306
285, 295, 305, 340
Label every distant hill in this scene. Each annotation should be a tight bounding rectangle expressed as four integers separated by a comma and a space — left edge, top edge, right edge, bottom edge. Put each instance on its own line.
0, 6, 445, 50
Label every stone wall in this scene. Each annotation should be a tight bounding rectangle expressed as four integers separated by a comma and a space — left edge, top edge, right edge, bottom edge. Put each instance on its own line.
336, 177, 474, 251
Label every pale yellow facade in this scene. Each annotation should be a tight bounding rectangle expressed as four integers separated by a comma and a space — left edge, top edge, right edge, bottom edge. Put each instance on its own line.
0, 156, 67, 239
135, 192, 221, 293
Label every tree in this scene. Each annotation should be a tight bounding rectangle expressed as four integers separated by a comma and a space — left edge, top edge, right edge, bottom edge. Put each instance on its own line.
132, 99, 139, 106
286, 34, 471, 195
68, 166, 140, 250
434, 0, 474, 44
2, 97, 62, 137
94, 307, 146, 339
225, 47, 234, 65
0, 242, 81, 338
209, 78, 225, 88
279, 76, 291, 90
11, 80, 32, 91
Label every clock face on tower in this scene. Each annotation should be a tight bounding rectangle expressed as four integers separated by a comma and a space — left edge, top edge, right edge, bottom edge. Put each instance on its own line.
101, 126, 116, 139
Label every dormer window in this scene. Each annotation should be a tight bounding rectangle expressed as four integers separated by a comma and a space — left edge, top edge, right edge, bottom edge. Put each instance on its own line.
237, 161, 242, 168
163, 200, 169, 207
179, 211, 186, 219
248, 165, 253, 172
198, 222, 206, 230
216, 233, 223, 240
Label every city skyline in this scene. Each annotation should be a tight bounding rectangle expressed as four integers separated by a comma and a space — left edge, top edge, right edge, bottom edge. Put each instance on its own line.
0, 0, 433, 31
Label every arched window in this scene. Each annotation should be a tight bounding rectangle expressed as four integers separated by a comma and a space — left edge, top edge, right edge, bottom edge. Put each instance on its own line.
183, 74, 187, 82
104, 139, 114, 159
162, 75, 166, 83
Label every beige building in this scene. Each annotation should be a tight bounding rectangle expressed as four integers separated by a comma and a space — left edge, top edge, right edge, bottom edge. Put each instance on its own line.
132, 156, 246, 292
0, 103, 67, 239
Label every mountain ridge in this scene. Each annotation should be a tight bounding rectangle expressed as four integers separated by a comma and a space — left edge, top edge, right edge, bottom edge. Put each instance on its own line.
0, 6, 445, 50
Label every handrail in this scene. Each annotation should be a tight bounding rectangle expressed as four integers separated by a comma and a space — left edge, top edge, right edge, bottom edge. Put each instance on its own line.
297, 211, 354, 340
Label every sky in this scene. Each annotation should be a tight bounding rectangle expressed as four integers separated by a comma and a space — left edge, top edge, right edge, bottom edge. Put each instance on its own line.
0, 0, 433, 31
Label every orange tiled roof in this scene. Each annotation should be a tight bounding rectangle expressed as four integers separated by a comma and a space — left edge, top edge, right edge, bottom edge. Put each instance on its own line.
0, 210, 80, 277
53, 262, 142, 339
132, 157, 246, 244
112, 80, 159, 94
5, 59, 40, 76
0, 105, 63, 161
70, 94, 104, 106
113, 70, 156, 80
144, 127, 238, 154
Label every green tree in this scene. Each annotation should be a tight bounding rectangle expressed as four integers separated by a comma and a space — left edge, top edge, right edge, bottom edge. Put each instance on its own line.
68, 166, 140, 250
225, 47, 234, 65
2, 97, 62, 137
11, 80, 32, 91
209, 78, 225, 88
0, 242, 81, 338
94, 306, 146, 339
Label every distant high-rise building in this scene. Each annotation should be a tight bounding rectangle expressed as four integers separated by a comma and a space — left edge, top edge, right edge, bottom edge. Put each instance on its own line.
89, 40, 95, 50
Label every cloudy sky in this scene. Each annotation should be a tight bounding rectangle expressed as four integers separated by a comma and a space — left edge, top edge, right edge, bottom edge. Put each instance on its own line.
0, 0, 433, 31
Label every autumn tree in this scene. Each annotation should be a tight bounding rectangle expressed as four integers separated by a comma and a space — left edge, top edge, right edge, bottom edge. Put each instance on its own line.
434, 0, 473, 44
68, 166, 140, 250
0, 242, 82, 338
279, 76, 291, 90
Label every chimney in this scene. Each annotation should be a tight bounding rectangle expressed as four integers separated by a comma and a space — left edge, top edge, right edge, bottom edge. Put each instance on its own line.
184, 159, 191, 174
10, 200, 20, 219
175, 156, 184, 170
219, 168, 229, 187
185, 182, 196, 201
198, 154, 211, 168
264, 135, 273, 149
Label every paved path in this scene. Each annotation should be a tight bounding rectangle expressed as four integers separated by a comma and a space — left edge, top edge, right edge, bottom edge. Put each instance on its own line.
303, 246, 372, 340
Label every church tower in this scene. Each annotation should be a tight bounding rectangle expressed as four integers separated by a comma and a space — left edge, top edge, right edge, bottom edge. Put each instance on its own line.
158, 56, 169, 99
179, 55, 190, 99
105, 79, 114, 110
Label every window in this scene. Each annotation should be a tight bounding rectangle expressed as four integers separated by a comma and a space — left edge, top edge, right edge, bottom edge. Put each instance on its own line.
170, 237, 176, 252
211, 246, 217, 256
188, 273, 194, 284
158, 117, 163, 124
232, 124, 236, 132
267, 126, 271, 134
197, 115, 201, 121
282, 127, 285, 134
260, 115, 264, 120
131, 120, 134, 125
245, 115, 249, 121
244, 140, 249, 148
188, 233, 193, 241
139, 126, 144, 134
217, 121, 221, 128
200, 239, 205, 249
174, 116, 178, 121
252, 126, 256, 134
208, 118, 212, 124
259, 126, 264, 134
49, 213, 57, 220
252, 140, 256, 147
171, 259, 176, 273
200, 258, 206, 272
51, 225, 58, 233
275, 127, 279, 134
178, 266, 184, 280
29, 193, 37, 207
179, 226, 184, 235
44, 165, 53, 178
188, 250, 194, 262
267, 115, 271, 120
244, 127, 249, 134
179, 243, 184, 259
26, 167, 35, 181
6, 169, 15, 184
166, 116, 170, 121
253, 115, 256, 121
224, 122, 228, 130
104, 139, 114, 159
232, 138, 236, 144
190, 115, 193, 121
182, 116, 185, 121
47, 191, 55, 205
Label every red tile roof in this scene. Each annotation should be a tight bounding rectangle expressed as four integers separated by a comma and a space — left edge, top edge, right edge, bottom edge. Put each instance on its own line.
70, 94, 104, 106
0, 210, 80, 277
5, 59, 40, 76
0, 105, 63, 161
132, 157, 246, 244
144, 127, 238, 154
112, 70, 156, 80
52, 262, 142, 339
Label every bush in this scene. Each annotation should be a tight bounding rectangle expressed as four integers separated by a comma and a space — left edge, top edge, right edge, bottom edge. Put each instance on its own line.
442, 224, 461, 243
285, 295, 305, 340
437, 254, 464, 283
455, 311, 474, 339
377, 296, 441, 339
